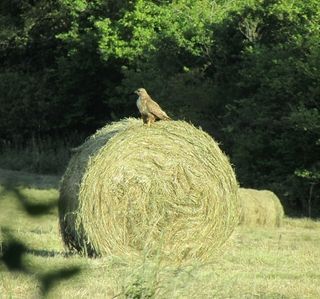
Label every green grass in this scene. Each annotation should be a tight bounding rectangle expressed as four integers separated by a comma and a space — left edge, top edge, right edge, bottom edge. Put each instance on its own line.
0, 170, 320, 298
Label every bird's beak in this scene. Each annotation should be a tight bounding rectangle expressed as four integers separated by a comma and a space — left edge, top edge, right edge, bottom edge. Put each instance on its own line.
134, 90, 138, 95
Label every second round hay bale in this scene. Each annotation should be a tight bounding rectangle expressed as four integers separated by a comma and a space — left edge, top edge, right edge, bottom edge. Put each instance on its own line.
239, 188, 284, 227
59, 118, 240, 261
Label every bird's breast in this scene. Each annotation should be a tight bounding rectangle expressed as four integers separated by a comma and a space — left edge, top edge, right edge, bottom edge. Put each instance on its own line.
136, 97, 146, 113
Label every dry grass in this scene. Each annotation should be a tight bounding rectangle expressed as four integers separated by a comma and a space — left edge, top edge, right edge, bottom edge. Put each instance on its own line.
59, 118, 239, 261
239, 188, 284, 227
0, 170, 320, 298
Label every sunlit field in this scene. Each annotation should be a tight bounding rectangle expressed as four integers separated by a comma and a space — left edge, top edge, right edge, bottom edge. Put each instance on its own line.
0, 170, 319, 299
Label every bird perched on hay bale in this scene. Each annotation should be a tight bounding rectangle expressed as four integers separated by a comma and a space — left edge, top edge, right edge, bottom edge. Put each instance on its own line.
135, 88, 171, 126
59, 118, 239, 261
239, 188, 284, 227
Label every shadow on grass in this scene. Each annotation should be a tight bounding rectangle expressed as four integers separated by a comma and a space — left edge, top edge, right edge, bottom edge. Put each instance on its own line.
0, 183, 57, 215
1, 231, 81, 298
26, 248, 78, 258
0, 179, 82, 298
1, 231, 28, 272
39, 267, 82, 295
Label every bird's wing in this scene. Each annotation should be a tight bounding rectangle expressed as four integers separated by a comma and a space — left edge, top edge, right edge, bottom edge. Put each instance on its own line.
146, 99, 170, 119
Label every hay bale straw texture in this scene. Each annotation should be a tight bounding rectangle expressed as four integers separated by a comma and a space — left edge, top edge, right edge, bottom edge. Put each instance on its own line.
59, 118, 239, 261
239, 188, 284, 227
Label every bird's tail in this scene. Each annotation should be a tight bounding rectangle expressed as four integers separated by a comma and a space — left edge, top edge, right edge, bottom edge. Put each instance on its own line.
162, 112, 172, 120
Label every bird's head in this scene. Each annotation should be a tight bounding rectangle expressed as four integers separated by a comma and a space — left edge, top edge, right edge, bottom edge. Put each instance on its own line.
134, 88, 148, 97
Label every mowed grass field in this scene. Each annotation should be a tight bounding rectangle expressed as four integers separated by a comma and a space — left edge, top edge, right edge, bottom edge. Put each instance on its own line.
0, 170, 320, 298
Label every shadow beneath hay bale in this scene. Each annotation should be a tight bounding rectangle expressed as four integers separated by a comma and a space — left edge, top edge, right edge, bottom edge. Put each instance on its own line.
35, 248, 85, 258
26, 248, 66, 258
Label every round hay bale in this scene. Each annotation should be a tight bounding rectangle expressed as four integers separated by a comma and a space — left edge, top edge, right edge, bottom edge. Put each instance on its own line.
59, 118, 239, 261
239, 188, 284, 227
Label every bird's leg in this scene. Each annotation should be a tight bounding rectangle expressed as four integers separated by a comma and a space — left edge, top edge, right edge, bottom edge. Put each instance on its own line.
142, 114, 148, 124
147, 119, 151, 127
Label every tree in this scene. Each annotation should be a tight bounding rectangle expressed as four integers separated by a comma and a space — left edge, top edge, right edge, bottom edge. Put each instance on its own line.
1, 0, 320, 215
217, 0, 320, 215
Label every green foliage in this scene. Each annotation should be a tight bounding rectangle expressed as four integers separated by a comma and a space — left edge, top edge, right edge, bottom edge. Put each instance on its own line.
0, 0, 320, 215
214, 0, 320, 216
124, 275, 157, 299
95, 0, 215, 61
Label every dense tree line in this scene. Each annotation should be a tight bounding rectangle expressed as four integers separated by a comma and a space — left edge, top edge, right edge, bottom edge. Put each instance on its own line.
1, 0, 319, 216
